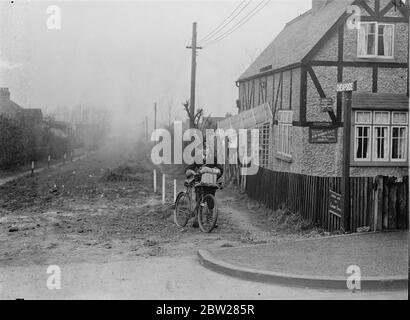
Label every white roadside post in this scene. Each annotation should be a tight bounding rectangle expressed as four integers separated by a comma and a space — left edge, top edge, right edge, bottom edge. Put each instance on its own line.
162, 174, 166, 205
31, 161, 34, 177
153, 169, 157, 193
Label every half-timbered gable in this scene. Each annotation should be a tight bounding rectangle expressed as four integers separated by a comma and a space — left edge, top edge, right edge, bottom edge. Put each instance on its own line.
233, 0, 408, 177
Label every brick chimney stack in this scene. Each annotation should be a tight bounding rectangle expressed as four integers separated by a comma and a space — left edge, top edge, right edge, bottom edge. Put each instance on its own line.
0, 87, 10, 104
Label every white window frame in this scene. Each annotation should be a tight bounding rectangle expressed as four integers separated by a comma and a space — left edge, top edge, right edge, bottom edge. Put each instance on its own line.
391, 112, 409, 162
353, 111, 409, 163
391, 126, 408, 162
357, 22, 395, 59
354, 125, 372, 162
277, 111, 293, 158
372, 126, 390, 162
258, 122, 270, 168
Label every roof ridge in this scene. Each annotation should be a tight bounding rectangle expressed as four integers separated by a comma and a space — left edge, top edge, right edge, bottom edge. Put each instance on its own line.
238, 0, 353, 81
285, 9, 312, 27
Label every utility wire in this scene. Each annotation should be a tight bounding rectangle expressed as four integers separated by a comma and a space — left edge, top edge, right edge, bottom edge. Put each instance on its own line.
198, 0, 246, 44
202, 0, 271, 48
198, 0, 252, 45
202, 0, 269, 47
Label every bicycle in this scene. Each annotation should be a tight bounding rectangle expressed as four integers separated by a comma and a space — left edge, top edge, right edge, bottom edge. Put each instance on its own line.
174, 168, 222, 233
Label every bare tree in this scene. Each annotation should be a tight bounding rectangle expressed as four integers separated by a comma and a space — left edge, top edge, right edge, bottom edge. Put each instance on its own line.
182, 100, 211, 132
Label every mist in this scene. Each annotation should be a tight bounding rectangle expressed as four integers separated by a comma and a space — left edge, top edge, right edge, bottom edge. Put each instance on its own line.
0, 0, 311, 139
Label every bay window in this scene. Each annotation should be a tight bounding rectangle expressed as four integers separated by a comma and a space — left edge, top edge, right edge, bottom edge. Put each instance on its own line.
354, 111, 408, 163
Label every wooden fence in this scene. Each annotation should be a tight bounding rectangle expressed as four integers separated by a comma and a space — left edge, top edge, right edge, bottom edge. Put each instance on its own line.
242, 166, 408, 232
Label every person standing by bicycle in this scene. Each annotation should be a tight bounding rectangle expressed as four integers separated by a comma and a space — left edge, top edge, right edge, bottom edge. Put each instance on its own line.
184, 146, 223, 227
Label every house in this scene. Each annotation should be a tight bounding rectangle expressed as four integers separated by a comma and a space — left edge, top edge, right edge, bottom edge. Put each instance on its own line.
0, 87, 24, 119
219, 0, 409, 233
220, 0, 408, 178
0, 87, 43, 125
0, 87, 44, 149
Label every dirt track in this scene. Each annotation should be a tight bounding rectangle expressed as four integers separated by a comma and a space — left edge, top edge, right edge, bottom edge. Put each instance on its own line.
0, 140, 326, 268
0, 140, 407, 300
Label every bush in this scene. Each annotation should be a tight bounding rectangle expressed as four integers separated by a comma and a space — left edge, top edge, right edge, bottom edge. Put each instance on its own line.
0, 114, 73, 169
0, 115, 24, 168
41, 116, 73, 160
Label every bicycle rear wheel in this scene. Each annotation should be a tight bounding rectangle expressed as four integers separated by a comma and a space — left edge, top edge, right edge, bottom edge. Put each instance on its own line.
198, 194, 218, 233
174, 192, 190, 227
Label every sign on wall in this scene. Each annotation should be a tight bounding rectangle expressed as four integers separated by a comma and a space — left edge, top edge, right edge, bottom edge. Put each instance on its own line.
309, 127, 338, 144
336, 81, 357, 92
329, 190, 342, 218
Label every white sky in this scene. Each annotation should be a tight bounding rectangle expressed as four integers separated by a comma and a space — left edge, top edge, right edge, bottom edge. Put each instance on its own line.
0, 0, 311, 135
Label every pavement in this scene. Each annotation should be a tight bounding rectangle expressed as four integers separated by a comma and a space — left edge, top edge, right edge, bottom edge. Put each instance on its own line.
198, 231, 409, 290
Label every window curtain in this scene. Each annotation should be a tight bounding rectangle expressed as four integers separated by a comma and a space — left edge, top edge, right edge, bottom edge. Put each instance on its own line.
358, 24, 367, 56
383, 25, 393, 56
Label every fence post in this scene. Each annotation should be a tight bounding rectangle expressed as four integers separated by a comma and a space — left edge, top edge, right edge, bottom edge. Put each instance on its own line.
63, 153, 66, 165
48, 155, 51, 169
70, 151, 73, 162
374, 176, 383, 231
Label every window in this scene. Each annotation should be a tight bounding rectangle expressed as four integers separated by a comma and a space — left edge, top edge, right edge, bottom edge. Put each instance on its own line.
259, 123, 270, 168
373, 111, 390, 161
277, 111, 293, 158
391, 112, 408, 161
354, 111, 408, 163
259, 79, 267, 105
358, 22, 394, 58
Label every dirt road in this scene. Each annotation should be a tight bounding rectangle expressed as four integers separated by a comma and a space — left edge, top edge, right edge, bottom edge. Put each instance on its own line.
0, 141, 406, 299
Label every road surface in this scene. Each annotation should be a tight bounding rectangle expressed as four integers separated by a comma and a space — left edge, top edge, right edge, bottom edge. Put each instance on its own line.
0, 255, 406, 300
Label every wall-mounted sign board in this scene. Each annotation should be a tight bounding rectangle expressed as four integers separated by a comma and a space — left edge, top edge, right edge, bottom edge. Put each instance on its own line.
337, 81, 357, 92
309, 127, 338, 144
329, 190, 342, 218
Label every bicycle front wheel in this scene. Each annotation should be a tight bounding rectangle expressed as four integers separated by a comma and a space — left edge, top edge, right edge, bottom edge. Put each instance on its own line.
174, 192, 190, 227
198, 194, 218, 233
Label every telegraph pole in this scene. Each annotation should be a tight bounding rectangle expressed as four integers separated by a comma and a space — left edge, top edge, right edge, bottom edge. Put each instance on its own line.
186, 22, 202, 128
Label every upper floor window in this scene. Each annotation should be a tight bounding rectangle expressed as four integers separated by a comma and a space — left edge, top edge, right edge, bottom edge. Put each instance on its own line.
354, 111, 408, 163
358, 22, 394, 58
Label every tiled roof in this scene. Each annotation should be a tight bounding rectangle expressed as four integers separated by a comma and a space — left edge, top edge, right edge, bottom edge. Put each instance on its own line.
352, 93, 409, 110
238, 0, 354, 81
0, 100, 24, 117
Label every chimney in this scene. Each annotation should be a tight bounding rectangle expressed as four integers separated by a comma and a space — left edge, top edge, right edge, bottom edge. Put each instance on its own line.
312, 0, 332, 12
0, 87, 10, 104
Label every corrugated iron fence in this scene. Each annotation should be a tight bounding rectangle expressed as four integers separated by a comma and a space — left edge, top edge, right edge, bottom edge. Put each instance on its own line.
243, 167, 408, 232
